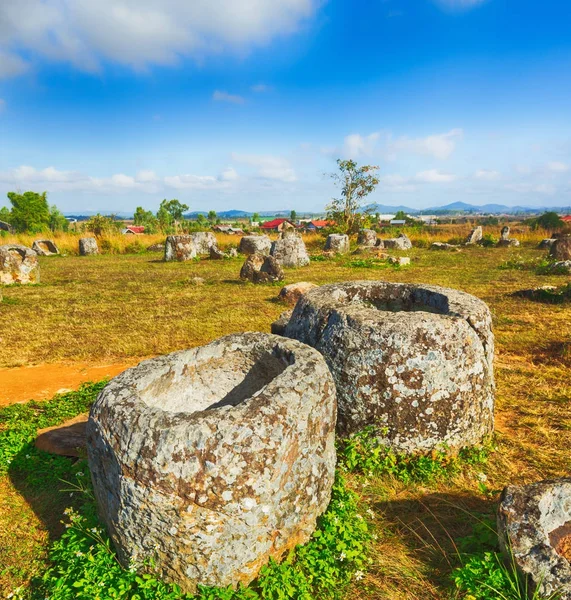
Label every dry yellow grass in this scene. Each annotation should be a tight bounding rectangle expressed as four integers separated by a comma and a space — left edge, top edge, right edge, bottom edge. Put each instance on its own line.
1, 227, 570, 598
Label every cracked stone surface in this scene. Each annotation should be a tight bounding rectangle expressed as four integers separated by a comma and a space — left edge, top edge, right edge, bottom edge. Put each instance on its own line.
87, 332, 337, 593
165, 235, 197, 261
278, 282, 318, 306
79, 237, 99, 256
270, 233, 310, 268
190, 232, 218, 256
239, 236, 271, 256
0, 244, 40, 284
32, 239, 59, 256
498, 478, 571, 600
278, 280, 494, 452
324, 234, 350, 254
357, 229, 378, 247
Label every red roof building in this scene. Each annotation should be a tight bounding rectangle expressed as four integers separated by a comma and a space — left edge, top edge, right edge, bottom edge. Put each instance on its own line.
306, 220, 333, 230
122, 226, 145, 234
561, 215, 571, 222
260, 218, 295, 231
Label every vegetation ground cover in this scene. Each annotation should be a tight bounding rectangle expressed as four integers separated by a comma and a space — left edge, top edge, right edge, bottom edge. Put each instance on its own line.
1, 228, 570, 598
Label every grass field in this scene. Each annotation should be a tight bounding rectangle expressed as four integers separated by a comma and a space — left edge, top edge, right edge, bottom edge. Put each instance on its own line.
1, 229, 570, 598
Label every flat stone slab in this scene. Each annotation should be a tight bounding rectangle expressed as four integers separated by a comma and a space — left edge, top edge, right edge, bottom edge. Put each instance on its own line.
498, 478, 571, 599
87, 333, 337, 593
278, 280, 495, 453
36, 413, 88, 457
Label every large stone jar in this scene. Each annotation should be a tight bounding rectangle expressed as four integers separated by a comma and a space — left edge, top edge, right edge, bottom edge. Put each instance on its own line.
79, 237, 99, 256
164, 235, 196, 261
498, 478, 571, 599
0, 244, 40, 284
357, 229, 378, 247
270, 232, 310, 267
190, 231, 218, 255
280, 280, 494, 453
87, 333, 337, 593
324, 234, 350, 254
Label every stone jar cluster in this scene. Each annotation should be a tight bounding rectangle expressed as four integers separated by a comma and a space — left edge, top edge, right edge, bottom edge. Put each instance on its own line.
87, 333, 337, 594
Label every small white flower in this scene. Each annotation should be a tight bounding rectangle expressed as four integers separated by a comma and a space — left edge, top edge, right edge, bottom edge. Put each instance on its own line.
477, 472, 488, 482
366, 508, 375, 518
76, 471, 84, 477
356, 514, 363, 520
75, 551, 84, 557
25, 455, 30, 459
354, 570, 365, 581
338, 552, 346, 561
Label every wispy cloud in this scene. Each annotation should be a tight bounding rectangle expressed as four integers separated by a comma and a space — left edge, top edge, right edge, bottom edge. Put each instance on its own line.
415, 169, 456, 183
213, 90, 245, 104
546, 161, 569, 173
251, 83, 273, 93
390, 129, 463, 160
231, 153, 296, 182
475, 169, 501, 180
433, 0, 487, 11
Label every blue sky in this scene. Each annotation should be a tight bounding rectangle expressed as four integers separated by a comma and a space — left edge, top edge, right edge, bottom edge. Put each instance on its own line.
1, 0, 571, 214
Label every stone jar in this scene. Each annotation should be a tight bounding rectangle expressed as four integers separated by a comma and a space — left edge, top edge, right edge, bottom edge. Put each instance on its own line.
0, 244, 40, 284
357, 229, 378, 247
324, 234, 350, 254
238, 235, 272, 256
270, 233, 310, 268
79, 237, 99, 256
164, 235, 196, 261
87, 333, 337, 593
32, 239, 59, 256
279, 280, 495, 453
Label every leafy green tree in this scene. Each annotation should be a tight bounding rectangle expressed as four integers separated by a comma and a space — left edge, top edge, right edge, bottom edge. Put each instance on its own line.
251, 212, 260, 224
207, 210, 217, 223
7, 191, 50, 232
290, 210, 297, 222
156, 205, 172, 230
48, 205, 69, 232
532, 211, 564, 230
196, 213, 207, 227
133, 206, 158, 233
0, 206, 12, 224
394, 210, 407, 221
83, 214, 120, 236
326, 159, 380, 233
159, 199, 189, 223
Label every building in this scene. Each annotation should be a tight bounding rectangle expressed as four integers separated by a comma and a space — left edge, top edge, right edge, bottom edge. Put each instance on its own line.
389, 219, 406, 226
121, 226, 145, 234
213, 225, 244, 234
260, 218, 295, 232
305, 220, 333, 231
562, 215, 571, 223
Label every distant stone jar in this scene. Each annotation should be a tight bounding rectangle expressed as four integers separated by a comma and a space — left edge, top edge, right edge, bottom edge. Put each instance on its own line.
87, 333, 337, 593
32, 239, 59, 256
0, 244, 40, 284
238, 235, 272, 256
357, 229, 378, 247
498, 478, 571, 599
164, 235, 196, 261
270, 232, 310, 267
279, 280, 495, 453
550, 235, 571, 261
79, 237, 99, 256
190, 232, 218, 255
324, 234, 350, 254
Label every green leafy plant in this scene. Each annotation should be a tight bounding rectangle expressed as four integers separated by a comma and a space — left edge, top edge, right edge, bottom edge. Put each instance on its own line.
337, 425, 491, 484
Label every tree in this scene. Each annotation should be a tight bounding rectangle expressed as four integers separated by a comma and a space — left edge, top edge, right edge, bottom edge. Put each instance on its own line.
0, 206, 12, 224
290, 210, 297, 222
159, 199, 189, 223
532, 212, 564, 230
394, 210, 407, 221
208, 210, 217, 223
156, 205, 172, 230
48, 205, 69, 232
196, 213, 207, 227
251, 212, 260, 224
83, 214, 120, 236
7, 191, 50, 232
326, 159, 379, 233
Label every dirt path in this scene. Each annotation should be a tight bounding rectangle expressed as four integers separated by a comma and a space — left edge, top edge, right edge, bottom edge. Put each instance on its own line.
0, 361, 140, 407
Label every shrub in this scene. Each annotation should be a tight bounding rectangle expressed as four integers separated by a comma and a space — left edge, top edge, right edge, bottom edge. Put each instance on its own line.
480, 234, 497, 248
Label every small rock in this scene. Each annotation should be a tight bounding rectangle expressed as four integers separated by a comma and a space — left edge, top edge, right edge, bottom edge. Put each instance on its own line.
36, 413, 88, 457
430, 242, 460, 251
271, 310, 293, 335
278, 282, 318, 305
209, 246, 227, 260
550, 235, 571, 261
190, 277, 205, 286
548, 260, 571, 274
388, 256, 410, 266
79, 237, 99, 256
497, 238, 520, 247
147, 243, 165, 252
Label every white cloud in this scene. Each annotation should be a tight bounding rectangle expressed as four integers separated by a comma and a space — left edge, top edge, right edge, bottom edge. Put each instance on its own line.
231, 153, 296, 182
546, 161, 569, 173
475, 169, 501, 181
213, 90, 245, 104
251, 83, 272, 93
0, 164, 233, 193
415, 169, 456, 183
343, 132, 380, 159
0, 0, 319, 76
391, 128, 463, 160
504, 182, 557, 196
220, 166, 239, 181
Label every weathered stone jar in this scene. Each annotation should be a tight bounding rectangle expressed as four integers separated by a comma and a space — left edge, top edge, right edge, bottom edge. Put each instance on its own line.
498, 478, 571, 599
87, 333, 337, 593
279, 280, 495, 453
0, 244, 40, 284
